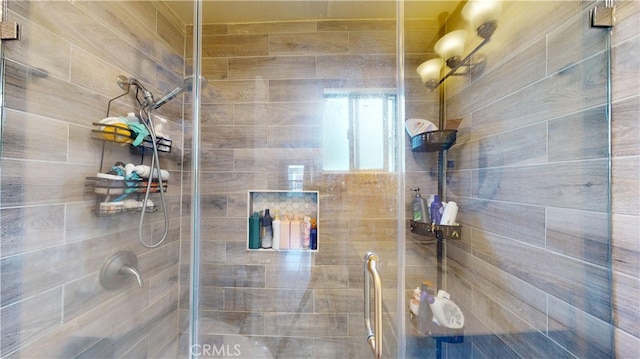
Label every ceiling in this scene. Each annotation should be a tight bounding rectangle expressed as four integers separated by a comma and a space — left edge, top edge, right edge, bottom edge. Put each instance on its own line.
164, 0, 461, 25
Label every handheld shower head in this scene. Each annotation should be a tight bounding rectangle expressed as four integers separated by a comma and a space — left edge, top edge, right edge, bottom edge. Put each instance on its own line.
151, 75, 208, 110
117, 76, 155, 106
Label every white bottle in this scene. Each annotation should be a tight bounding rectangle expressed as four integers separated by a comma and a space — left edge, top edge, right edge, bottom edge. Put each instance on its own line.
423, 290, 464, 329
290, 215, 302, 249
280, 215, 291, 249
440, 201, 458, 225
272, 212, 281, 250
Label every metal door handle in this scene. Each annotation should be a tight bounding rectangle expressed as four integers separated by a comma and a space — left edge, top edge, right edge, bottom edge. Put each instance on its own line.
364, 252, 382, 358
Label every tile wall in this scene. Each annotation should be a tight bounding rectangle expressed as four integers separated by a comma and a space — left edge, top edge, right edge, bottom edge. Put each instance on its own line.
403, 1, 639, 358
179, 19, 402, 358
0, 1, 186, 357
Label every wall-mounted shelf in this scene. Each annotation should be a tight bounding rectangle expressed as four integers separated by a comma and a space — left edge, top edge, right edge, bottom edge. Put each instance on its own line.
409, 220, 462, 240
91, 123, 172, 154
411, 130, 457, 152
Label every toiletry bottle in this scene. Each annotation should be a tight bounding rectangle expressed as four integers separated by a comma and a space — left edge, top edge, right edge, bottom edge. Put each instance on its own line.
416, 280, 435, 333
280, 214, 291, 249
302, 216, 311, 249
427, 194, 435, 220
411, 187, 429, 223
261, 209, 273, 248
409, 287, 421, 316
290, 215, 302, 249
430, 195, 444, 225
422, 290, 464, 329
310, 218, 317, 250
272, 211, 281, 250
440, 201, 458, 226
249, 212, 261, 249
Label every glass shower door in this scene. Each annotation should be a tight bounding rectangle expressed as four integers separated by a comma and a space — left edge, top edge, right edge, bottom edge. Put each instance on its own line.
188, 1, 402, 357
404, 1, 614, 358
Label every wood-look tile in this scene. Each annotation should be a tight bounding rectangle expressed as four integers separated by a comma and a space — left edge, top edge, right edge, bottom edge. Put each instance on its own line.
269, 32, 349, 55
547, 295, 612, 358
202, 125, 267, 149
349, 31, 396, 54
615, 327, 640, 359
139, 241, 181, 278
313, 337, 372, 359
147, 311, 179, 358
5, 11, 71, 80
612, 95, 640, 157
472, 289, 573, 358
613, 270, 640, 336
230, 21, 317, 35
157, 9, 185, 55
199, 264, 265, 287
232, 148, 318, 172
1, 287, 63, 357
549, 106, 609, 161
316, 54, 396, 79
149, 264, 180, 300
547, 6, 608, 75
224, 288, 313, 313
547, 207, 609, 266
1, 159, 94, 207
472, 160, 609, 211
14, 285, 149, 358
236, 101, 323, 125
264, 313, 347, 337
472, 228, 612, 322
314, 288, 363, 313
199, 79, 269, 104
405, 25, 440, 54
198, 310, 264, 335
448, 245, 548, 331
268, 79, 325, 102
448, 37, 545, 119
228, 56, 316, 80
266, 125, 322, 148
4, 60, 111, 126
472, 122, 547, 168
1, 205, 65, 258
612, 214, 640, 277
611, 0, 640, 46
470, 52, 607, 141
612, 156, 640, 215
318, 19, 395, 32
189, 34, 269, 57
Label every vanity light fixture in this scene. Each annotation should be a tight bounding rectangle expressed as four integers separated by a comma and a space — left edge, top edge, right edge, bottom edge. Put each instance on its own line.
417, 0, 502, 90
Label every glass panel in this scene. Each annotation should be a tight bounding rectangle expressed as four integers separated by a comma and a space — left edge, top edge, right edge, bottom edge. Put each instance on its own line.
404, 1, 614, 358
188, 1, 401, 357
0, 0, 190, 357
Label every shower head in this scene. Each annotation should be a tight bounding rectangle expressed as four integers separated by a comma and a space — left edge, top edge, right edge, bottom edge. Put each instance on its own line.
151, 75, 208, 110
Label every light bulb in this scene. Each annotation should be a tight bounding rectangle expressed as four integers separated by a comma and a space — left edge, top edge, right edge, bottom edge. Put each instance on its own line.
416, 58, 444, 88
434, 30, 469, 68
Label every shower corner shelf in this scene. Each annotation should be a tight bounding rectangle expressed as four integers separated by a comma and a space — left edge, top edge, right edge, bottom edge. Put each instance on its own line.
409, 220, 462, 240
411, 130, 457, 152
91, 123, 172, 154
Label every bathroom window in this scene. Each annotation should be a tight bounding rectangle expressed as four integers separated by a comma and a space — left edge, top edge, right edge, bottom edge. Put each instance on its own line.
322, 91, 397, 171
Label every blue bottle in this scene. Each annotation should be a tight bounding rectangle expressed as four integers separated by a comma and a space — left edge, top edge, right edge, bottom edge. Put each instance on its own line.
430, 195, 443, 225
249, 212, 261, 249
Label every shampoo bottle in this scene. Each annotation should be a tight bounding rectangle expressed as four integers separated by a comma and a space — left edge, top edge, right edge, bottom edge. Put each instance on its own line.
411, 187, 429, 223
290, 215, 302, 249
310, 218, 317, 250
280, 215, 291, 249
430, 195, 444, 225
248, 212, 261, 249
261, 209, 273, 248
272, 211, 281, 250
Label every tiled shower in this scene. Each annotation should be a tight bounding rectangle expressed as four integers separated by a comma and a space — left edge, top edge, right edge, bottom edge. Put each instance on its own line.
0, 1, 638, 359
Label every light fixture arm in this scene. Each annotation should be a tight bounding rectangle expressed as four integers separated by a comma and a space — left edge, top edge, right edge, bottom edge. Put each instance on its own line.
429, 36, 491, 89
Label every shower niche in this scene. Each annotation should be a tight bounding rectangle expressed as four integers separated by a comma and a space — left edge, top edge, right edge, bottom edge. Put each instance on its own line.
247, 190, 319, 251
